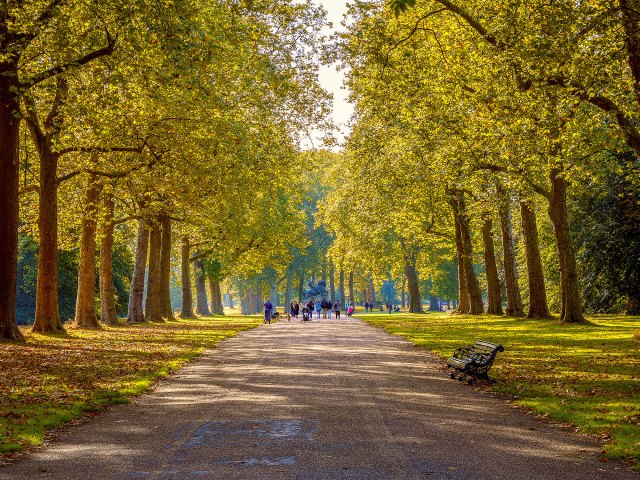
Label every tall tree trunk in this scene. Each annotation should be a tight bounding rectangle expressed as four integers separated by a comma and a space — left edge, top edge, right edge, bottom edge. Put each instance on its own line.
454, 213, 470, 314
339, 269, 345, 307
99, 188, 118, 325
497, 186, 524, 316
405, 263, 423, 313
482, 218, 503, 315
180, 237, 195, 318
208, 276, 224, 315
128, 219, 149, 323
145, 220, 163, 322
297, 272, 304, 303
429, 295, 439, 311
159, 214, 174, 320
75, 174, 103, 328
520, 199, 551, 318
369, 277, 376, 307
0, 60, 24, 341
194, 257, 210, 315
33, 149, 64, 333
329, 265, 335, 301
349, 271, 354, 307
256, 282, 264, 313
401, 276, 406, 308
450, 191, 484, 314
270, 283, 278, 306
548, 170, 586, 323
284, 271, 292, 310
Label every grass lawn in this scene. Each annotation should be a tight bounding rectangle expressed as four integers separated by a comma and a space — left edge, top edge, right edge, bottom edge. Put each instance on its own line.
0, 315, 262, 461
358, 312, 640, 469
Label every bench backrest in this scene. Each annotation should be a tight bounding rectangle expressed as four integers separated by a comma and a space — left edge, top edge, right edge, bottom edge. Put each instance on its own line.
469, 341, 504, 358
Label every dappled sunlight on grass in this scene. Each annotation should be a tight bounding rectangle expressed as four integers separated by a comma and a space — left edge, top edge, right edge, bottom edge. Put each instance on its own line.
358, 312, 640, 467
0, 316, 261, 459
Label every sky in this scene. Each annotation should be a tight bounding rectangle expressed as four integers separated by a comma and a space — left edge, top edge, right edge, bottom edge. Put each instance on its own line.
309, 0, 354, 150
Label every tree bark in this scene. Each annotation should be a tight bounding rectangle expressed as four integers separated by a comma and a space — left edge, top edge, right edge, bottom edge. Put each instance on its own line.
369, 277, 377, 307
159, 214, 174, 320
548, 170, 587, 323
429, 295, 439, 311
405, 263, 423, 313
339, 269, 346, 307
454, 218, 470, 314
128, 219, 149, 323
194, 257, 210, 315
449, 190, 484, 314
482, 218, 503, 315
180, 237, 195, 318
284, 271, 292, 311
329, 265, 335, 301
75, 174, 103, 328
520, 199, 551, 318
349, 271, 354, 307
145, 219, 163, 322
0, 61, 24, 341
297, 272, 304, 303
99, 188, 118, 325
208, 276, 224, 315
497, 186, 524, 316
401, 276, 406, 308
256, 282, 264, 313
32, 148, 64, 332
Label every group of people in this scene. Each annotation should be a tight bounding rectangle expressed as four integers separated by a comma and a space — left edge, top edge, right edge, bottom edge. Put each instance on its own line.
263, 298, 356, 324
364, 302, 397, 314
290, 298, 346, 320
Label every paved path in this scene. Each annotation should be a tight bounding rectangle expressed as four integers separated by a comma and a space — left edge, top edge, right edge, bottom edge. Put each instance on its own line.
1, 318, 636, 479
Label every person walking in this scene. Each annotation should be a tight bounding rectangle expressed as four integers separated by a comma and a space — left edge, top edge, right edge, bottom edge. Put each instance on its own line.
321, 298, 328, 319
315, 300, 322, 319
364, 302, 369, 313
263, 298, 273, 324
290, 301, 295, 318
294, 302, 300, 318
333, 300, 341, 319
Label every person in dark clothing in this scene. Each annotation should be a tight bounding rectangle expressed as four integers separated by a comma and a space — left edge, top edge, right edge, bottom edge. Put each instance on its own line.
263, 299, 273, 324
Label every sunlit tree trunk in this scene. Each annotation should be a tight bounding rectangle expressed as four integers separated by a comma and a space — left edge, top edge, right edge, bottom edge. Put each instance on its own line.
128, 219, 149, 323
159, 214, 174, 320
180, 237, 195, 318
339, 269, 345, 307
482, 218, 503, 315
75, 174, 103, 328
329, 265, 335, 301
449, 190, 483, 314
145, 220, 163, 322
284, 271, 292, 311
401, 276, 406, 308
520, 199, 551, 318
297, 272, 304, 303
99, 188, 118, 325
405, 263, 423, 313
454, 218, 470, 314
548, 170, 586, 323
208, 275, 224, 315
497, 186, 524, 316
349, 271, 354, 306
194, 257, 210, 315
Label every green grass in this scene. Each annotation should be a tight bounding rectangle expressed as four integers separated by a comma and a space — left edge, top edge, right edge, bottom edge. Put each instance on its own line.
0, 315, 262, 460
358, 312, 640, 469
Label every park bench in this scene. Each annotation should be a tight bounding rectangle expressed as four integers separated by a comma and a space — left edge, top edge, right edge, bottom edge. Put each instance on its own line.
446, 340, 504, 384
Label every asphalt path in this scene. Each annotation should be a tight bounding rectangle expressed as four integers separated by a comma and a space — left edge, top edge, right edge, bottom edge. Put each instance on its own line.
1, 317, 636, 479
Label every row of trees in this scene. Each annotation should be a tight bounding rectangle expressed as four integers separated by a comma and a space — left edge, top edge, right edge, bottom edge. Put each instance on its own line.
315, 0, 640, 321
1, 0, 332, 341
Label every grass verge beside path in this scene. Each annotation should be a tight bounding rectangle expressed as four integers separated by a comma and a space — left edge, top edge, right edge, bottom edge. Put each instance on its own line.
358, 312, 640, 470
0, 315, 262, 462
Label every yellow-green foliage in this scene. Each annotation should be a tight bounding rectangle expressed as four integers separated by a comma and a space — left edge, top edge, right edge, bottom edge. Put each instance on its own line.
361, 313, 640, 468
0, 316, 261, 458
